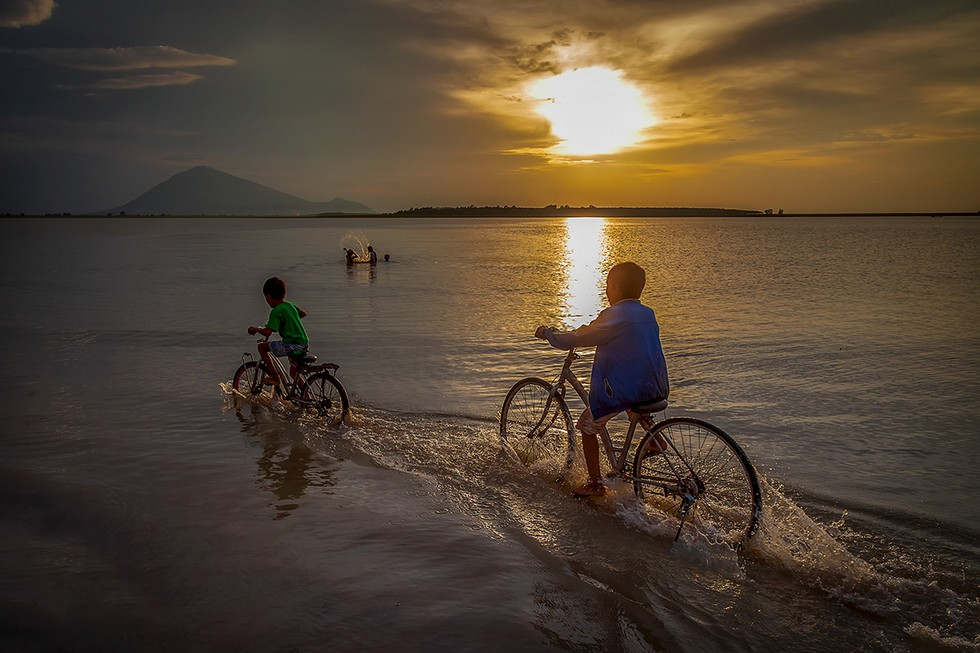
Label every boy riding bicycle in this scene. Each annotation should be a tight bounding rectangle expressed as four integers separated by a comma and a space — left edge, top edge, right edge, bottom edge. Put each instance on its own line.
536, 262, 669, 497
247, 276, 309, 388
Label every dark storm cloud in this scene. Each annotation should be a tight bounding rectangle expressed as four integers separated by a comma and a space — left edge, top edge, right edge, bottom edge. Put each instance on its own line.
0, 0, 55, 27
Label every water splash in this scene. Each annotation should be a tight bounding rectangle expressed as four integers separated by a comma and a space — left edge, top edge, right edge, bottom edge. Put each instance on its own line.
744, 481, 890, 610
339, 231, 371, 260
220, 380, 358, 430
220, 380, 288, 415
739, 480, 978, 646
905, 622, 978, 652
221, 390, 978, 649
609, 468, 974, 638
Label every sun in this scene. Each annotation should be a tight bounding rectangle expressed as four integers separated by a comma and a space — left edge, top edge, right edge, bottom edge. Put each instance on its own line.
527, 67, 657, 156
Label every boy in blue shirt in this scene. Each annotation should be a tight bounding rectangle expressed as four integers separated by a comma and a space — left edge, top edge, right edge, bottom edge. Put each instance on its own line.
536, 262, 669, 497
247, 276, 309, 388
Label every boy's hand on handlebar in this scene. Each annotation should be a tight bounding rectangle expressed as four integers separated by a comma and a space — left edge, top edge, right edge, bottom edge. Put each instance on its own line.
535, 325, 550, 339
248, 326, 272, 339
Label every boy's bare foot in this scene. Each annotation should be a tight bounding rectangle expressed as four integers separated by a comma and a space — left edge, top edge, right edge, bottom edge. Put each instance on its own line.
572, 481, 606, 498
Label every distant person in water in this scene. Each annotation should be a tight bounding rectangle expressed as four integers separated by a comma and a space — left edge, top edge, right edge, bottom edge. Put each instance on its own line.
247, 276, 309, 388
368, 245, 378, 265
535, 262, 669, 497
344, 248, 357, 266
383, 254, 390, 262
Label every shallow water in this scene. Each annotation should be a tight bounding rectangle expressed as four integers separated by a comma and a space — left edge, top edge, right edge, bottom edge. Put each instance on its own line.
1, 216, 977, 652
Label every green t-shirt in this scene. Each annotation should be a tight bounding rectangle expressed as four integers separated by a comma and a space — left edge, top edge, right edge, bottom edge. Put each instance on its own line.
266, 301, 309, 346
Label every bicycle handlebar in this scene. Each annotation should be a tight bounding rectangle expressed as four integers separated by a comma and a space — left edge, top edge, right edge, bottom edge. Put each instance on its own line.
247, 330, 271, 343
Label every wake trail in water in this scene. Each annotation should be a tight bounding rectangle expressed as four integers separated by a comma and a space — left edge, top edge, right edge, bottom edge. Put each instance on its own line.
744, 481, 978, 649
220, 386, 979, 651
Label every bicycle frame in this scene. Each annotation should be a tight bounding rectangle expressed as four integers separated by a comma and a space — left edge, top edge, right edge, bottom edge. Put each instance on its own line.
552, 351, 718, 537
241, 349, 300, 396
243, 337, 339, 404
550, 350, 697, 489
549, 349, 653, 475
234, 334, 351, 427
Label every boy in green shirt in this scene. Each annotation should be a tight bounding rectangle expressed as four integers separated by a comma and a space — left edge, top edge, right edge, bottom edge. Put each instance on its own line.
247, 276, 309, 387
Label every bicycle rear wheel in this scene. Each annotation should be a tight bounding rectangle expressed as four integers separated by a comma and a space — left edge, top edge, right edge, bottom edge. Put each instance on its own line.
500, 378, 574, 472
632, 417, 761, 549
232, 361, 274, 400
302, 372, 350, 425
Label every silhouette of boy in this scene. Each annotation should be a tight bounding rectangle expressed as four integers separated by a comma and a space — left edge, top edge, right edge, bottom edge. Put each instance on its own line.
536, 262, 669, 497
247, 276, 309, 387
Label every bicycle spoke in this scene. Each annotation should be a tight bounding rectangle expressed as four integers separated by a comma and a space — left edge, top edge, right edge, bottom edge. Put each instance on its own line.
301, 372, 349, 424
633, 418, 761, 548
233, 361, 274, 400
500, 378, 573, 471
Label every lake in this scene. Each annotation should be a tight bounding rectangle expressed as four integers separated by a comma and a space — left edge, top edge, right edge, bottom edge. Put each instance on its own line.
1, 215, 977, 651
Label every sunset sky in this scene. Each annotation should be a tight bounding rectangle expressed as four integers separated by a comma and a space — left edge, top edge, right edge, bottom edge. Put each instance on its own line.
1, 0, 978, 214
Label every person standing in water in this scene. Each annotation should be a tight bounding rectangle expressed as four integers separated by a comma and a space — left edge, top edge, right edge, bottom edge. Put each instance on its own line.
367, 245, 378, 266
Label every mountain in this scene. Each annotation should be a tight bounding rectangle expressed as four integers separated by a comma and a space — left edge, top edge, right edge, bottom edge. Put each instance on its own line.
103, 166, 376, 216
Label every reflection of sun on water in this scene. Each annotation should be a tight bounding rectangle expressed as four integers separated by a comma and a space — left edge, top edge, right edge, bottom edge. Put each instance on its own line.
563, 217, 608, 329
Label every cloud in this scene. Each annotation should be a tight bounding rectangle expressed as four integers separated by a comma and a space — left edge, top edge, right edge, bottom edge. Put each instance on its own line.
3, 0, 976, 212
18, 45, 236, 71
55, 72, 205, 91
388, 0, 980, 179
0, 115, 196, 160
94, 72, 204, 90
0, 0, 55, 27
839, 130, 914, 143
11, 45, 235, 93
95, 72, 203, 90
667, 0, 980, 73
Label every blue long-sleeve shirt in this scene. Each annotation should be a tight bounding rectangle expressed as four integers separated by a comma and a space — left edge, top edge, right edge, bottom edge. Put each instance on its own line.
541, 299, 669, 419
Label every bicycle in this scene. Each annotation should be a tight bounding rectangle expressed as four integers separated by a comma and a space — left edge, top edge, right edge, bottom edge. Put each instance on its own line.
232, 336, 351, 425
500, 347, 762, 549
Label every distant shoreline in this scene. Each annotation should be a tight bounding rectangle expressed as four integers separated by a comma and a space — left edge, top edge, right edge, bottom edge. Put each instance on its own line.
382, 207, 979, 218
385, 206, 762, 217
4, 208, 977, 219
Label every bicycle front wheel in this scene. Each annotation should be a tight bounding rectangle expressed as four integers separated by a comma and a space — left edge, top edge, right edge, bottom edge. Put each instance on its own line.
302, 372, 350, 425
232, 361, 274, 399
633, 417, 762, 549
500, 378, 574, 471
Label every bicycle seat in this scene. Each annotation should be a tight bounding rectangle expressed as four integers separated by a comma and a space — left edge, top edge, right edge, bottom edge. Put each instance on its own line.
292, 351, 318, 366
631, 399, 668, 414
